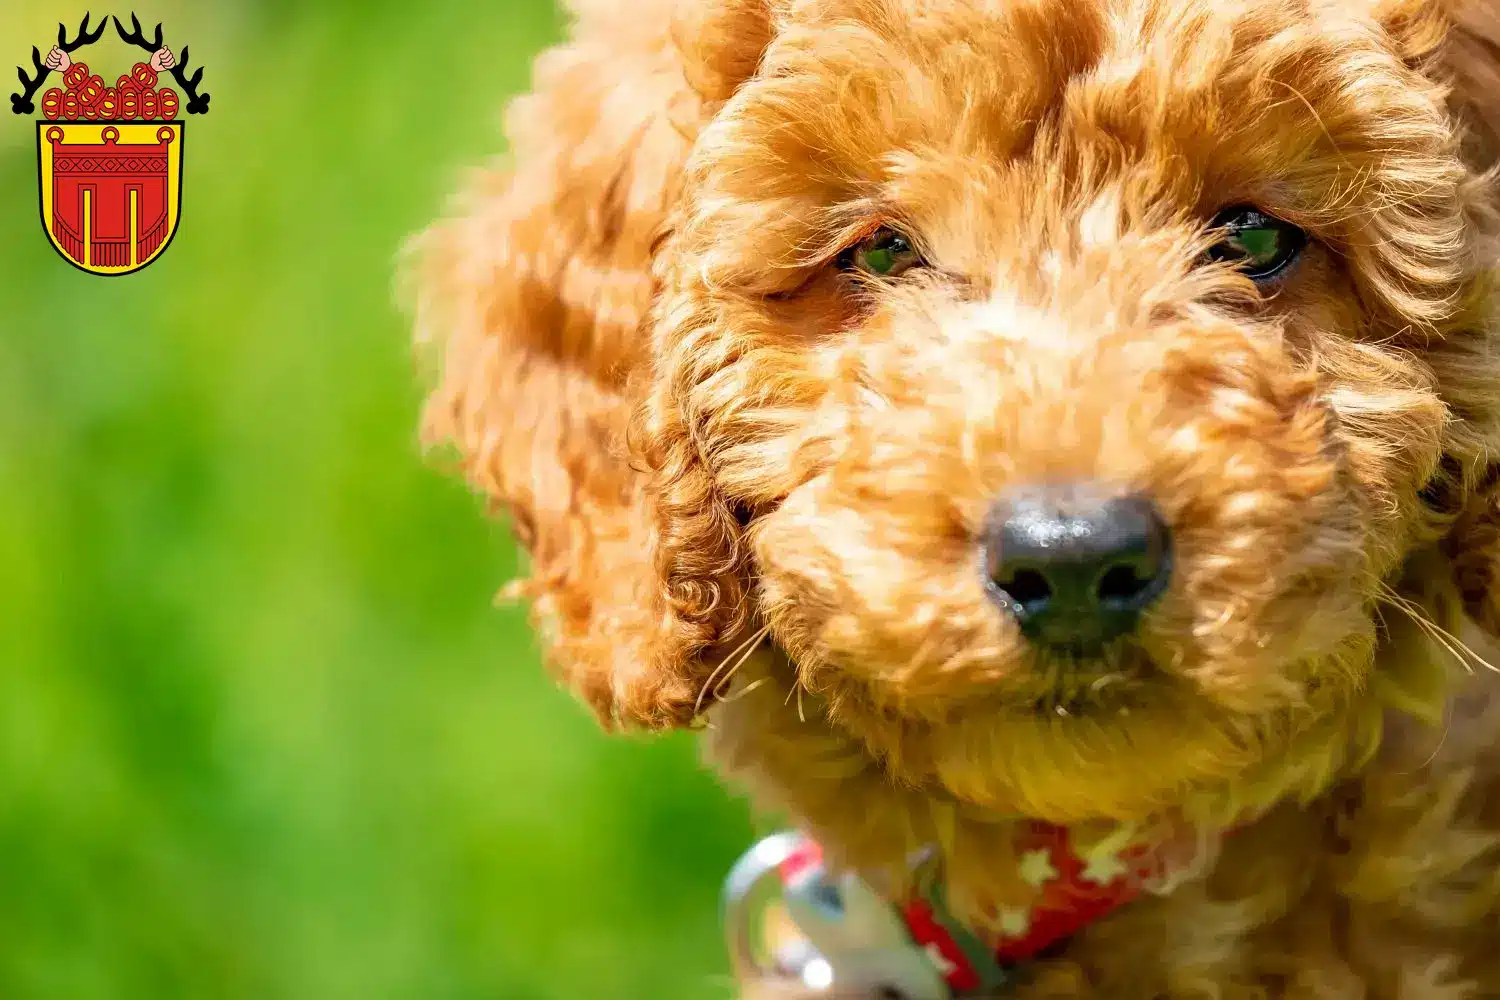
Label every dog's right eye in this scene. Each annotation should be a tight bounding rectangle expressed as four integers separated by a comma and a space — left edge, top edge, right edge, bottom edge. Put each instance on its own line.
1205, 206, 1306, 283
839, 227, 924, 278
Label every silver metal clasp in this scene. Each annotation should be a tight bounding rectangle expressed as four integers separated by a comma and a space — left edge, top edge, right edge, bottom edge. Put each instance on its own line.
722, 831, 951, 999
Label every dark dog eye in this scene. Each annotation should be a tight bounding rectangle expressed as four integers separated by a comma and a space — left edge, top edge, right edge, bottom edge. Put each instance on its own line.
840, 227, 924, 278
1206, 207, 1306, 282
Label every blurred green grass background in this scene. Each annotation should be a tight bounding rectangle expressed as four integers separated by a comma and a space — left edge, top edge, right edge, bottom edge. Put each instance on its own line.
0, 3, 753, 998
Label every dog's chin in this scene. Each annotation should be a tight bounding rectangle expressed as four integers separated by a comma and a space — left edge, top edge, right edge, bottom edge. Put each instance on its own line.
915, 713, 1284, 827
912, 693, 1256, 824
837, 638, 1378, 828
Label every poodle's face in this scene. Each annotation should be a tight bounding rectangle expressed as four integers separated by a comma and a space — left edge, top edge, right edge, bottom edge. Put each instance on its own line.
654, 0, 1495, 822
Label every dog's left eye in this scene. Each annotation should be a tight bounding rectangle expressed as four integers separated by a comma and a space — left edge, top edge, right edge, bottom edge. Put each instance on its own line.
1206, 207, 1306, 282
840, 227, 924, 278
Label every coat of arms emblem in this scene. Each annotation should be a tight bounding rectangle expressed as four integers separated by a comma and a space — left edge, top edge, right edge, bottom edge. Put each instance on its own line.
10, 13, 210, 276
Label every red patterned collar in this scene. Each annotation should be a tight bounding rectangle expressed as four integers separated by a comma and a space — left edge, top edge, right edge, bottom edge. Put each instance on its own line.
725, 821, 1214, 997
900, 821, 1171, 993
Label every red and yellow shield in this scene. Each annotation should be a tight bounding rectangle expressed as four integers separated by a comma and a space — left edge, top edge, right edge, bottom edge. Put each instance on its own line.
38, 121, 183, 276
12, 13, 209, 277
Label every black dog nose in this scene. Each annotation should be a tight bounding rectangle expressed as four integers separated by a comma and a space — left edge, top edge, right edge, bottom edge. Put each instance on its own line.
983, 485, 1171, 654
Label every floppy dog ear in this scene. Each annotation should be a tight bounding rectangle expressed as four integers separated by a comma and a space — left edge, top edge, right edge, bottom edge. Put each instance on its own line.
1368, 1, 1500, 636
409, 0, 773, 728
1378, 1, 1500, 635
1435, 1, 1500, 161
1376, 0, 1500, 164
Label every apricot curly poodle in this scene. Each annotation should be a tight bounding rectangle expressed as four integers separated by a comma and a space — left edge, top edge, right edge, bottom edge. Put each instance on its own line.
410, 0, 1500, 995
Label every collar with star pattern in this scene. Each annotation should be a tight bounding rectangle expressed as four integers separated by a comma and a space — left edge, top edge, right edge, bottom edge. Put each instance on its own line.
724, 821, 1202, 997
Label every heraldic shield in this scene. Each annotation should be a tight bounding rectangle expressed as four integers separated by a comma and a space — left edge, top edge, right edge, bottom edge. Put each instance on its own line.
38, 121, 183, 276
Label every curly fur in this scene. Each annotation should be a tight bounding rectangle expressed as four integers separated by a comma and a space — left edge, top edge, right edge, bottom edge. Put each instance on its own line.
410, 0, 1500, 994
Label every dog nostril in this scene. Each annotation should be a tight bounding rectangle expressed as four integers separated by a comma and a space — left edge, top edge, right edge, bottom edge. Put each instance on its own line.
995, 567, 1052, 612
1096, 563, 1153, 607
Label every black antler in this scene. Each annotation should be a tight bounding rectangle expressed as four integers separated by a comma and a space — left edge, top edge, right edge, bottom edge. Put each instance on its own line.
114, 12, 162, 53
12, 47, 47, 116
10, 13, 107, 115
114, 13, 210, 115
61, 13, 110, 53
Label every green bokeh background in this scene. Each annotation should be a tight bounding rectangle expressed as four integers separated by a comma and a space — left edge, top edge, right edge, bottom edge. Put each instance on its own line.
0, 3, 752, 997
